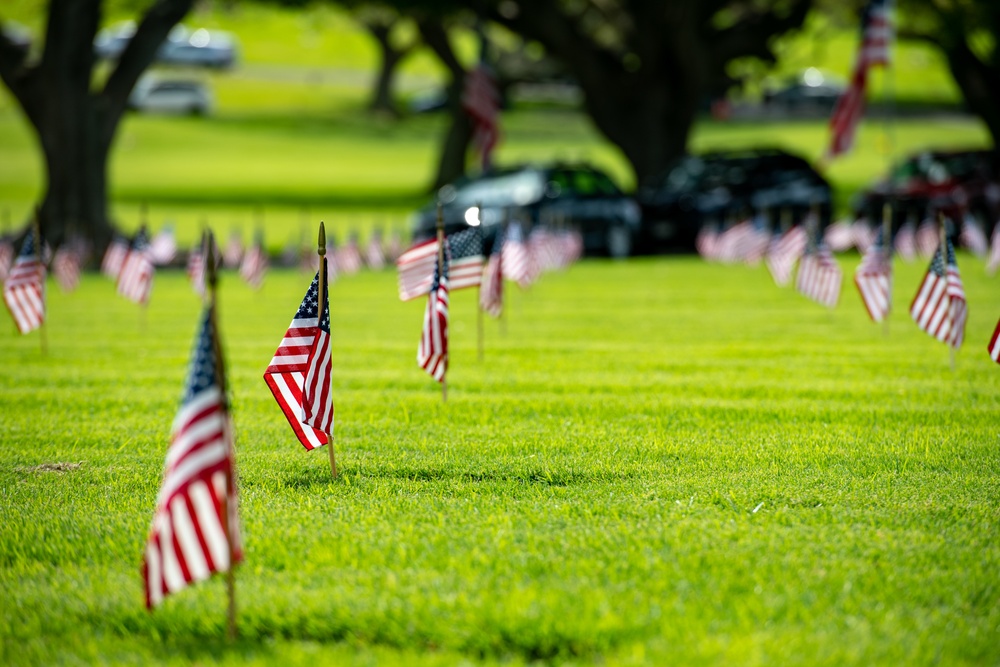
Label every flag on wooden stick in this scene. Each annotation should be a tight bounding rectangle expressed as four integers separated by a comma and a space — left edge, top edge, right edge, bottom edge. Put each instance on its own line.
418, 243, 449, 383
239, 232, 268, 290
396, 227, 483, 300
52, 242, 81, 293
854, 233, 892, 322
910, 237, 966, 349
796, 244, 843, 308
144, 304, 241, 608
263, 262, 333, 451
3, 228, 45, 334
101, 234, 129, 279
117, 227, 155, 305
766, 225, 807, 287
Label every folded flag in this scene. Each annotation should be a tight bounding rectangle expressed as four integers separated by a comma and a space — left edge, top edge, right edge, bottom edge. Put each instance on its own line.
263, 263, 333, 450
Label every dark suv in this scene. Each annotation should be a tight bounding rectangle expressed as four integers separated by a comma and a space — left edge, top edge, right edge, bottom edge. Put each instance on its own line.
411, 163, 641, 257
637, 148, 832, 250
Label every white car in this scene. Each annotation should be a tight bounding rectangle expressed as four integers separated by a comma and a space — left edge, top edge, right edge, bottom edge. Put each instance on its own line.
128, 76, 213, 115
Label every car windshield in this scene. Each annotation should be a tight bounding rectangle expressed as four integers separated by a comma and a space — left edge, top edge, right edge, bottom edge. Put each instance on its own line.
452, 170, 545, 207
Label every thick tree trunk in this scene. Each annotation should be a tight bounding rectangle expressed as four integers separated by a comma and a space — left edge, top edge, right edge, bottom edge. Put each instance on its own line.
364, 22, 411, 118
943, 42, 1000, 153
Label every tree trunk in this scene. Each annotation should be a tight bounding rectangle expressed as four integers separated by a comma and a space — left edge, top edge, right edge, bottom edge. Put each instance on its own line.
942, 41, 1000, 153
364, 21, 411, 118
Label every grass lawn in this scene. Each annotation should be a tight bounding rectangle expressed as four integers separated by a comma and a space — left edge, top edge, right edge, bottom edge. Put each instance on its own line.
1, 255, 999, 666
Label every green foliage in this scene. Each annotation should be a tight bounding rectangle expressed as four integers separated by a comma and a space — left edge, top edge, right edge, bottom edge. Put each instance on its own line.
1, 259, 999, 666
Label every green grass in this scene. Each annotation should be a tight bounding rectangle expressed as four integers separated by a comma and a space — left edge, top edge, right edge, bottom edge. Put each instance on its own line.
1, 257, 999, 666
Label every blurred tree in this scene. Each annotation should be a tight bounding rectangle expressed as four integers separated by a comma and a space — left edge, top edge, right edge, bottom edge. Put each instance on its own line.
898, 0, 1000, 152
356, 5, 419, 117
0, 0, 193, 248
481, 0, 814, 185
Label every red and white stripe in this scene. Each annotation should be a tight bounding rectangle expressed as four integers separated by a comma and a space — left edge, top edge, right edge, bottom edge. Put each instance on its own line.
824, 219, 856, 252
52, 246, 81, 293
766, 225, 807, 286
910, 242, 966, 349
480, 240, 503, 318
101, 238, 129, 279
854, 244, 892, 322
0, 240, 14, 282
796, 247, 842, 308
960, 214, 989, 256
915, 218, 938, 258
988, 316, 1000, 364
894, 221, 916, 261
239, 244, 268, 290
117, 248, 154, 305
3, 240, 45, 334
501, 224, 535, 287
418, 273, 449, 383
987, 223, 1000, 275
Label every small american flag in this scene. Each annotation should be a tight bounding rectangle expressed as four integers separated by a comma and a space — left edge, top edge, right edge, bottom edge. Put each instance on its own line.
894, 220, 917, 261
854, 234, 892, 322
696, 224, 720, 261
365, 230, 386, 270
766, 225, 808, 287
396, 227, 483, 300
144, 306, 241, 608
0, 237, 14, 282
418, 249, 449, 383
263, 263, 333, 451
479, 229, 504, 317
462, 64, 501, 170
796, 244, 842, 308
223, 231, 244, 269
336, 234, 363, 275
915, 217, 939, 258
52, 244, 81, 293
239, 235, 268, 290
851, 219, 877, 254
824, 219, 856, 252
501, 222, 535, 287
987, 222, 1000, 275
149, 227, 177, 266
959, 213, 988, 256
117, 228, 154, 305
910, 238, 966, 349
988, 316, 1000, 364
101, 234, 129, 279
3, 229, 45, 334
826, 0, 892, 158
742, 214, 772, 265
187, 246, 205, 297
716, 219, 756, 264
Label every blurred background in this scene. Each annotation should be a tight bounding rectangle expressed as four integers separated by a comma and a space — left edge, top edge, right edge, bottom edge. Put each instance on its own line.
0, 0, 995, 259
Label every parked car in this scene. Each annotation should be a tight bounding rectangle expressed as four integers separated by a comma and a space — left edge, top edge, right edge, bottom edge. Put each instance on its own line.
637, 148, 832, 250
411, 163, 641, 257
852, 148, 1000, 228
128, 76, 213, 115
763, 68, 845, 115
95, 22, 238, 70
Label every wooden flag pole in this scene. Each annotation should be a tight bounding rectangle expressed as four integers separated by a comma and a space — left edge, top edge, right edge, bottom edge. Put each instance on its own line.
882, 201, 893, 337
938, 212, 956, 371
317, 222, 338, 478
204, 232, 238, 642
33, 208, 47, 356
476, 202, 484, 363
436, 204, 447, 403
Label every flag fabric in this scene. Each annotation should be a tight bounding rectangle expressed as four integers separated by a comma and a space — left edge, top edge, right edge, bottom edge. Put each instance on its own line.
988, 316, 1000, 364
742, 215, 772, 265
143, 306, 241, 608
365, 231, 386, 270
223, 232, 243, 269
894, 220, 916, 261
101, 235, 129, 279
987, 222, 1000, 275
187, 246, 205, 297
715, 220, 755, 263
396, 227, 483, 300
915, 217, 938, 258
851, 219, 878, 255
480, 229, 504, 317
239, 237, 268, 290
766, 225, 808, 286
117, 228, 154, 305
336, 235, 363, 275
910, 238, 967, 349
0, 237, 14, 282
263, 264, 333, 450
960, 213, 988, 256
52, 244, 81, 293
696, 224, 720, 261
149, 227, 178, 266
461, 64, 501, 171
825, 0, 893, 158
854, 235, 892, 322
824, 219, 856, 252
418, 247, 449, 383
3, 229, 45, 334
501, 221, 535, 287
796, 245, 842, 308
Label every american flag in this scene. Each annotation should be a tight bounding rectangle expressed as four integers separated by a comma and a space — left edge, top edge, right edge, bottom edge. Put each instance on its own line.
52, 244, 81, 293
239, 235, 268, 290
854, 234, 892, 322
144, 306, 241, 608
743, 214, 772, 265
223, 231, 243, 269
117, 228, 154, 305
796, 244, 842, 308
501, 221, 535, 287
336, 234, 363, 275
910, 238, 966, 349
479, 228, 504, 317
529, 227, 559, 273
851, 219, 878, 254
894, 220, 917, 261
3, 229, 45, 334
959, 213, 988, 256
716, 219, 757, 264
0, 237, 14, 282
101, 234, 129, 279
462, 63, 501, 171
263, 263, 333, 451
396, 227, 483, 301
418, 248, 449, 383
365, 230, 386, 270
187, 245, 205, 297
824, 219, 856, 252
987, 222, 1000, 275
988, 315, 1000, 364
766, 225, 807, 286
149, 226, 177, 266
915, 217, 939, 258
696, 224, 720, 261
386, 229, 403, 263
826, 0, 892, 158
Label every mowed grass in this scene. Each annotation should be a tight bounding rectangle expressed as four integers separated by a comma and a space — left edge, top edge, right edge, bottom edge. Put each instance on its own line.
1, 256, 999, 666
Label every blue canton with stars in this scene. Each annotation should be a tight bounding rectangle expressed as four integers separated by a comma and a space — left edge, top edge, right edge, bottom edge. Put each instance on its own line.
182, 308, 220, 404
447, 227, 483, 261
294, 264, 330, 333
929, 239, 956, 278
17, 227, 38, 259
132, 226, 150, 252
431, 242, 450, 292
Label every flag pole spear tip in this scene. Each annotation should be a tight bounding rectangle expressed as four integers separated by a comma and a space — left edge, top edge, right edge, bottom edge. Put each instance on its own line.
318, 221, 326, 256
206, 230, 219, 290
